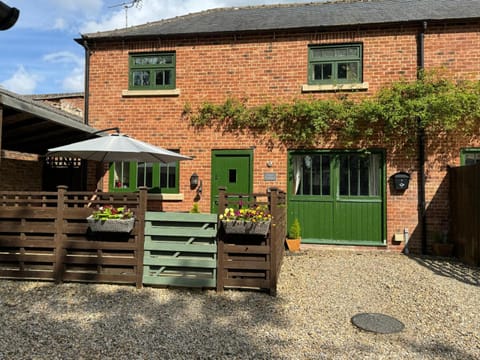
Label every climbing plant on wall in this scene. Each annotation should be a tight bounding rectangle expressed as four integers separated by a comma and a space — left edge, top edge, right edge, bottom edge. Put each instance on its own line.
185, 71, 480, 149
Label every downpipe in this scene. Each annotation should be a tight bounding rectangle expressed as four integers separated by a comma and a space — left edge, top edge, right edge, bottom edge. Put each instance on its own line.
417, 21, 428, 255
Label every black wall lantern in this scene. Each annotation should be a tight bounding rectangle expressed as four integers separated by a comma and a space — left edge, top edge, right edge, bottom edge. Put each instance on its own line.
392, 172, 410, 191
190, 173, 199, 189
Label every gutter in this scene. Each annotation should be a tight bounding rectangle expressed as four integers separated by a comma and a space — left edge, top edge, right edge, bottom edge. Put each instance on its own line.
77, 37, 93, 190
417, 21, 428, 255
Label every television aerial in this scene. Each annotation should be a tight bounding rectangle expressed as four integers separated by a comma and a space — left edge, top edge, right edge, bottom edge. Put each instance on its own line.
109, 0, 143, 28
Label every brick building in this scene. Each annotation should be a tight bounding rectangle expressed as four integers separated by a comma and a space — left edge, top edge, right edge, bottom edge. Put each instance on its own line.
77, 0, 480, 253
27, 93, 84, 118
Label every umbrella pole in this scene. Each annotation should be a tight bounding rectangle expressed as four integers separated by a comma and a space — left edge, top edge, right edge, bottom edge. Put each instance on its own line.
95, 162, 107, 191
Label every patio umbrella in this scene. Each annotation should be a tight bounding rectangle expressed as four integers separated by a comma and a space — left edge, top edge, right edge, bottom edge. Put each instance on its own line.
47, 133, 192, 163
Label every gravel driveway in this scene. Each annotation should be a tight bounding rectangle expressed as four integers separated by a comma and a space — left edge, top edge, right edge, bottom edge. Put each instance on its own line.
0, 249, 478, 359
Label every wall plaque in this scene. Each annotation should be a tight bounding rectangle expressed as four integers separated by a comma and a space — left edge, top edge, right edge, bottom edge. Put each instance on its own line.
264, 172, 277, 181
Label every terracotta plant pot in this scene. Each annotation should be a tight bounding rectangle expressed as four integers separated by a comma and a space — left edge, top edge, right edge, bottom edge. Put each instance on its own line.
286, 238, 301, 252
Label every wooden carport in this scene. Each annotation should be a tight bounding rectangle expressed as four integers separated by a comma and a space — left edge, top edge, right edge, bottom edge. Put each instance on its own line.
0, 88, 98, 190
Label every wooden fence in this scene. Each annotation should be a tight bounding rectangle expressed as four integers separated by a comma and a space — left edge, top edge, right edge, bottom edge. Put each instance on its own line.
449, 164, 480, 266
0, 186, 147, 287
143, 212, 218, 288
216, 187, 287, 296
0, 186, 287, 295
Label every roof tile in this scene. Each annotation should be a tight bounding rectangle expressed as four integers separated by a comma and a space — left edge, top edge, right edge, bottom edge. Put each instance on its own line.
81, 0, 480, 40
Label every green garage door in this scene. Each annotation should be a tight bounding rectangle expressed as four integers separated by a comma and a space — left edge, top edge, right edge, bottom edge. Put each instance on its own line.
288, 151, 385, 245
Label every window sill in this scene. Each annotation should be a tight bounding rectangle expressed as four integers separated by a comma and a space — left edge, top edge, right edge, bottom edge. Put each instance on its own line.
302, 82, 369, 92
147, 193, 184, 201
122, 89, 181, 97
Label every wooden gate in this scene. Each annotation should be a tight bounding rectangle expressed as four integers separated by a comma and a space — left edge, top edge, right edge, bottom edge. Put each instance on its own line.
449, 163, 480, 266
143, 212, 218, 288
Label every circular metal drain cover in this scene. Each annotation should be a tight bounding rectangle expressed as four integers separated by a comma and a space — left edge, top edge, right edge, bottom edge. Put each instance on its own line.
351, 313, 405, 334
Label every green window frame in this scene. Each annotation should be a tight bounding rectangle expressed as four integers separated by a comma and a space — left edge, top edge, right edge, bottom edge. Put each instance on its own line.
109, 160, 179, 193
291, 154, 331, 196
290, 151, 382, 198
338, 153, 381, 197
129, 52, 176, 90
308, 43, 362, 85
460, 148, 480, 165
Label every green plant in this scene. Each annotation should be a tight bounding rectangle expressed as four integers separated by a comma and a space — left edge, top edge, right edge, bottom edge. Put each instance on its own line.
91, 205, 134, 220
288, 218, 301, 239
187, 70, 480, 150
220, 205, 272, 223
190, 202, 200, 213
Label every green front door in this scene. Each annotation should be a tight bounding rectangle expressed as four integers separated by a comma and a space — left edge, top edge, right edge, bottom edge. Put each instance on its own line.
288, 150, 385, 245
211, 150, 253, 213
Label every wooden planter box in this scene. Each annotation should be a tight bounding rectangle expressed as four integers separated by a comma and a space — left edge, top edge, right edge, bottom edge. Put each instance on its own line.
87, 216, 135, 233
222, 220, 270, 236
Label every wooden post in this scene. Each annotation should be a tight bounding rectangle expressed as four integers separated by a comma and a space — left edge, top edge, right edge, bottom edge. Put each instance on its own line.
218, 187, 227, 214
269, 188, 279, 296
54, 185, 68, 284
216, 187, 226, 292
135, 186, 148, 288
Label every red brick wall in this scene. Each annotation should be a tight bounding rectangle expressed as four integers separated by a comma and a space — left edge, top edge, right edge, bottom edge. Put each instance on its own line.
425, 23, 480, 80
37, 96, 84, 117
86, 23, 480, 252
0, 151, 42, 191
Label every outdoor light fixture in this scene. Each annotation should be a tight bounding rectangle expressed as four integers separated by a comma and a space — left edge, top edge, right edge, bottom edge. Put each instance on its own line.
0, 1, 19, 30
190, 173, 199, 189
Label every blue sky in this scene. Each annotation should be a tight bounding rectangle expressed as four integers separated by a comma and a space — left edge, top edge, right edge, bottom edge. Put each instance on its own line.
0, 0, 312, 95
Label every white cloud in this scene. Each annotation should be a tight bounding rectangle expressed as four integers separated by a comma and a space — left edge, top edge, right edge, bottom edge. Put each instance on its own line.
43, 51, 85, 92
8, 0, 103, 32
62, 67, 84, 92
43, 51, 83, 66
53, 18, 67, 30
0, 65, 42, 94
48, 0, 102, 14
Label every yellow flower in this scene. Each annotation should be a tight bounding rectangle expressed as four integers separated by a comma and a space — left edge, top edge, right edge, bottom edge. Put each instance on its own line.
221, 205, 271, 222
